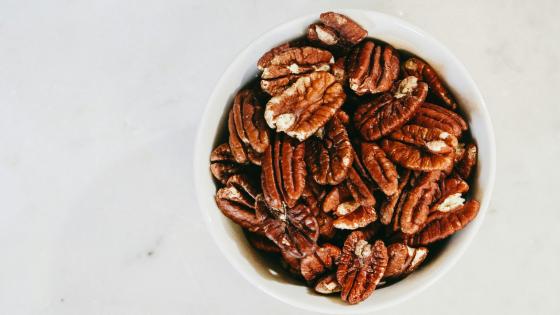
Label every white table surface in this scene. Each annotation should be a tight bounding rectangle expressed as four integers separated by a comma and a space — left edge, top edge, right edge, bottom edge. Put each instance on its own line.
1, 0, 559, 314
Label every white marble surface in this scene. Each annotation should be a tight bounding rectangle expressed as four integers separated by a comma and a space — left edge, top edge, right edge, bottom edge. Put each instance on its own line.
0, 0, 559, 314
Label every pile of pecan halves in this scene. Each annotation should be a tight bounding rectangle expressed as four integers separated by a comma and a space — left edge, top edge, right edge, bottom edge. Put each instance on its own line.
210, 12, 480, 305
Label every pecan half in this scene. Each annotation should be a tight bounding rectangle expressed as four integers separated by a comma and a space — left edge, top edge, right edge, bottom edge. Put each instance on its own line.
305, 116, 353, 185
259, 47, 334, 95
347, 41, 400, 95
397, 171, 442, 234
354, 76, 428, 141
379, 170, 411, 225
215, 175, 263, 231
261, 134, 306, 210
333, 205, 377, 230
307, 23, 340, 46
210, 143, 242, 184
265, 71, 346, 141
319, 12, 368, 45
358, 142, 398, 196
337, 232, 388, 304
403, 57, 456, 110
409, 200, 480, 246
390, 124, 458, 155
430, 177, 469, 214
413, 103, 468, 137
380, 138, 454, 172
300, 243, 341, 281
228, 89, 270, 165
315, 273, 342, 294
384, 243, 428, 278
256, 196, 319, 258
456, 143, 477, 179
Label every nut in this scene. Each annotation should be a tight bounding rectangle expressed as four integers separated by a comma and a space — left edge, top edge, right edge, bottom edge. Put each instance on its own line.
456, 143, 477, 179
389, 124, 458, 155
265, 71, 346, 141
210, 143, 243, 184
305, 116, 353, 185
347, 41, 400, 95
431, 176, 470, 214
354, 76, 428, 141
228, 89, 270, 165
398, 171, 443, 234
332, 56, 347, 84
261, 134, 307, 210
409, 200, 480, 246
257, 196, 319, 258
384, 243, 428, 278
333, 205, 377, 230
379, 170, 411, 225
380, 138, 454, 172
307, 23, 340, 46
259, 46, 334, 95
246, 231, 281, 253
300, 243, 341, 281
403, 57, 456, 110
413, 102, 468, 137
319, 12, 368, 45
215, 175, 263, 231
315, 273, 342, 294
337, 232, 388, 304
358, 142, 399, 196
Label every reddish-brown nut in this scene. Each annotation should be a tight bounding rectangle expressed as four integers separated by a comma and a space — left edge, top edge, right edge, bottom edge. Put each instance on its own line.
306, 116, 353, 185
409, 200, 480, 246
430, 177, 469, 215
347, 41, 400, 95
354, 76, 428, 141
319, 12, 368, 45
380, 139, 454, 172
315, 273, 342, 294
456, 143, 477, 179
265, 71, 346, 141
300, 244, 341, 281
398, 171, 442, 234
332, 56, 347, 84
333, 205, 377, 230
384, 243, 428, 278
316, 210, 336, 239
413, 103, 468, 137
246, 231, 281, 253
256, 196, 319, 258
215, 175, 263, 231
259, 46, 334, 95
345, 165, 376, 208
210, 143, 243, 184
389, 125, 458, 155
380, 170, 411, 225
403, 57, 457, 110
228, 89, 270, 165
257, 41, 298, 71
307, 23, 340, 46
337, 232, 388, 304
358, 142, 398, 196
261, 134, 306, 210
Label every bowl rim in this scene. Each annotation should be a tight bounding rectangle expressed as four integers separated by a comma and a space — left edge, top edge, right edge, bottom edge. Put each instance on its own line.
194, 9, 496, 313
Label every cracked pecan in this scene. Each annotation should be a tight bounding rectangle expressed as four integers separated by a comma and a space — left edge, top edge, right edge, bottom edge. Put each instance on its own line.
210, 143, 243, 184
228, 89, 270, 165
259, 46, 334, 95
358, 142, 398, 196
456, 143, 477, 179
215, 175, 263, 231
256, 195, 319, 258
403, 57, 456, 110
300, 243, 341, 281
261, 134, 306, 210
430, 177, 469, 215
337, 232, 388, 304
354, 76, 428, 141
265, 71, 346, 141
413, 103, 468, 137
306, 116, 353, 185
380, 170, 411, 225
315, 273, 342, 294
409, 200, 480, 246
319, 12, 368, 45
348, 40, 400, 95
384, 243, 428, 278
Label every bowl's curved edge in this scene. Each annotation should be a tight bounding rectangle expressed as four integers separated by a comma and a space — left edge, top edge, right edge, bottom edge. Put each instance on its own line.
193, 8, 496, 314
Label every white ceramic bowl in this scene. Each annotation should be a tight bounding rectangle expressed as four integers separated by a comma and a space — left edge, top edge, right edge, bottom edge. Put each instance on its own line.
194, 9, 495, 313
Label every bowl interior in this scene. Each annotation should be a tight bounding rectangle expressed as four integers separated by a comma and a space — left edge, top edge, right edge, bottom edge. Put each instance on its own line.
194, 9, 495, 314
